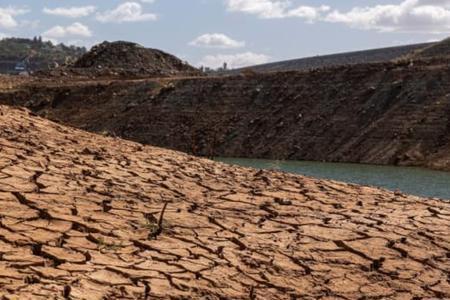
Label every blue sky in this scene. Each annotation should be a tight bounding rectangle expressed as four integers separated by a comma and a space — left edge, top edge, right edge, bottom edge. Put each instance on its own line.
0, 0, 449, 68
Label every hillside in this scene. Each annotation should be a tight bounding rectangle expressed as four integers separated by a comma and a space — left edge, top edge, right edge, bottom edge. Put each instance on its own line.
413, 38, 450, 59
230, 42, 433, 73
0, 37, 86, 74
3, 57, 450, 172
0, 105, 448, 299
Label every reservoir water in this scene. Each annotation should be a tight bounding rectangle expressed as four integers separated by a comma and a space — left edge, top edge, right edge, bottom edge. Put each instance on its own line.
216, 158, 450, 200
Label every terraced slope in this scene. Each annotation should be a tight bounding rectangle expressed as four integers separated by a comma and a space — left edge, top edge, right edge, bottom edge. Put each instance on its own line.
0, 105, 449, 299
4, 58, 450, 171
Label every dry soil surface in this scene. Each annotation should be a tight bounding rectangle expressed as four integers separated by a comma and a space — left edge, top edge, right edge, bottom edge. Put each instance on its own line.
0, 105, 449, 299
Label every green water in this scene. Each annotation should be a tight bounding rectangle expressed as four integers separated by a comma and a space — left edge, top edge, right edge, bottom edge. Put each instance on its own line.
216, 158, 450, 200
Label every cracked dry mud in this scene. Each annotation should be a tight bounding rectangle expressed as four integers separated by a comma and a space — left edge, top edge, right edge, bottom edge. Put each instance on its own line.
0, 105, 448, 299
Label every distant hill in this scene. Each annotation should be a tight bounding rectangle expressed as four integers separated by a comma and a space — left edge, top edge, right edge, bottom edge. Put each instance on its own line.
229, 42, 435, 74
412, 38, 450, 59
0, 37, 86, 74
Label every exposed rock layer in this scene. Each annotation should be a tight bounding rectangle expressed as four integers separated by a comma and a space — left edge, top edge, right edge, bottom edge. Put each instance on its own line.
2, 58, 450, 171
0, 105, 448, 299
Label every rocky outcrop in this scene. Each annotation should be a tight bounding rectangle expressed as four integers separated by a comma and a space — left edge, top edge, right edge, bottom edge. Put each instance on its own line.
0, 105, 448, 299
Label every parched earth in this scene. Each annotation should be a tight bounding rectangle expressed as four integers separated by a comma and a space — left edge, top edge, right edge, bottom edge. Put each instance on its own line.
0, 105, 449, 299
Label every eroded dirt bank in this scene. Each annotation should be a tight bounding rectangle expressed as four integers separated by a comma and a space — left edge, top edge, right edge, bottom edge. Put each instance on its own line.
0, 105, 449, 299
2, 59, 450, 171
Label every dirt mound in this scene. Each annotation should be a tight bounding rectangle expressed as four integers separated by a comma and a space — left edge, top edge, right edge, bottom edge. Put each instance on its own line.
43, 41, 201, 78
0, 104, 448, 299
413, 37, 450, 59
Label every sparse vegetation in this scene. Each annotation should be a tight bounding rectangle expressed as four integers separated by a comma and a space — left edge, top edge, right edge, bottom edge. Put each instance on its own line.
0, 37, 86, 74
96, 236, 123, 251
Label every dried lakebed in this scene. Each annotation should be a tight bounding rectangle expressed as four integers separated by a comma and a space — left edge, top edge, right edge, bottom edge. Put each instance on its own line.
217, 158, 450, 200
0, 106, 449, 299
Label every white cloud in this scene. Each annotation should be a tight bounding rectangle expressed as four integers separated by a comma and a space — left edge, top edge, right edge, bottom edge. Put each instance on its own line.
43, 6, 96, 18
226, 0, 450, 33
225, 0, 330, 21
287, 5, 330, 22
189, 33, 245, 48
325, 0, 450, 33
43, 22, 92, 39
226, 0, 289, 18
96, 2, 157, 23
198, 52, 270, 69
0, 6, 29, 29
